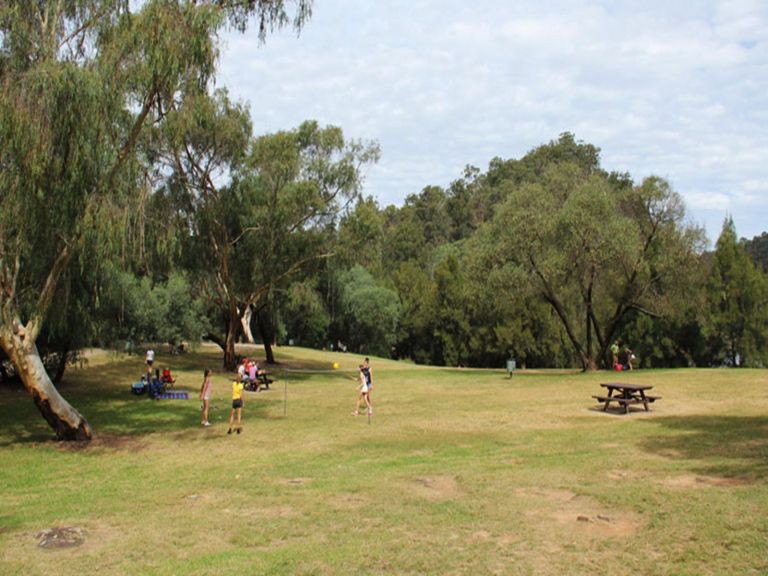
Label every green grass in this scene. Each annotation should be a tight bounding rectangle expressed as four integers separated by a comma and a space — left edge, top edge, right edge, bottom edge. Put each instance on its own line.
1, 345, 767, 575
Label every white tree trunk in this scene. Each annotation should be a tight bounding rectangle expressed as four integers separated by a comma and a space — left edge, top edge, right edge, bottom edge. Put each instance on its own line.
0, 330, 92, 441
240, 305, 255, 344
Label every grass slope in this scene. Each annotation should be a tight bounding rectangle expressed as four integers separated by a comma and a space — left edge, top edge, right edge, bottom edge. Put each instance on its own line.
1, 345, 767, 575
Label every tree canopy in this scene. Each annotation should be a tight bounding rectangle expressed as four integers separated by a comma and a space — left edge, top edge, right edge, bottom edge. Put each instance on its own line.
0, 0, 313, 439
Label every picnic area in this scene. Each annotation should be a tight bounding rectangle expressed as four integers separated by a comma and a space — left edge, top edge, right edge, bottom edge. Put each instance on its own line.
1, 345, 767, 575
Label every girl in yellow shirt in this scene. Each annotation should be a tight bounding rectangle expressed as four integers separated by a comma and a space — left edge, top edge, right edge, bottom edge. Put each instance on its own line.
228, 379, 245, 435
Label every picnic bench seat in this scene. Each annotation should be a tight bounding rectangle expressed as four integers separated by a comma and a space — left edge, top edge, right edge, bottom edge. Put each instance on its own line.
593, 384, 661, 414
592, 395, 634, 404
257, 372, 273, 390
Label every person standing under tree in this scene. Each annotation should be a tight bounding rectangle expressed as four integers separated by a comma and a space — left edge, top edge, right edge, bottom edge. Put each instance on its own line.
610, 340, 620, 368
228, 377, 245, 434
146, 347, 155, 370
199, 368, 213, 427
623, 344, 635, 370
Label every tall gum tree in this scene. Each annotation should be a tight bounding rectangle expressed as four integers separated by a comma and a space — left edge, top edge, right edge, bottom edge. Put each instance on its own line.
0, 0, 312, 440
474, 138, 704, 371
165, 103, 379, 369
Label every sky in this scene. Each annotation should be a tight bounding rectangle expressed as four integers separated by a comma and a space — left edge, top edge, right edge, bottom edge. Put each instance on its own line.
217, 0, 768, 245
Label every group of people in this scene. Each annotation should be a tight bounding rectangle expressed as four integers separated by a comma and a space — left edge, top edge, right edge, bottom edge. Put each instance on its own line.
191, 354, 379, 433
198, 366, 247, 434
237, 357, 266, 391
131, 349, 176, 398
198, 357, 264, 434
610, 340, 635, 371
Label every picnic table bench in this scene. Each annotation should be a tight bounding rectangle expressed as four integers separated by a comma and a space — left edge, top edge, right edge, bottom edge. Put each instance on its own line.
593, 383, 660, 414
243, 371, 274, 392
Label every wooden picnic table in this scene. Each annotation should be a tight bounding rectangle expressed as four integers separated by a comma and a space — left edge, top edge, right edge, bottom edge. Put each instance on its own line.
592, 383, 661, 414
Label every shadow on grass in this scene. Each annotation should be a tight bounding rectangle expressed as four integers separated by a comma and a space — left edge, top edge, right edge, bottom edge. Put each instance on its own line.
0, 384, 282, 448
639, 415, 768, 481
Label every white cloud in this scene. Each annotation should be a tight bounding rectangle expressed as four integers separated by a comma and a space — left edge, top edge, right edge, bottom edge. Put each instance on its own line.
217, 0, 768, 243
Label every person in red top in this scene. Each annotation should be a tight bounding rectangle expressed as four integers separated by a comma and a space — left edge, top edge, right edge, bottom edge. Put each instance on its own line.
161, 368, 175, 384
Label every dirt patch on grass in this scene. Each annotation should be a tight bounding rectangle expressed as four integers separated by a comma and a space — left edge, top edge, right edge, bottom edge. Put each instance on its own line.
241, 505, 297, 519
516, 487, 645, 541
3, 521, 119, 563
282, 477, 313, 486
553, 511, 643, 538
333, 493, 371, 510
408, 475, 461, 501
514, 487, 577, 503
607, 469, 647, 481
36, 526, 86, 549
658, 474, 750, 488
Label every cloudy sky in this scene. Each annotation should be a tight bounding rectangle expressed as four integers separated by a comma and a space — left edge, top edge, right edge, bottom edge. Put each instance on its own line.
218, 0, 768, 244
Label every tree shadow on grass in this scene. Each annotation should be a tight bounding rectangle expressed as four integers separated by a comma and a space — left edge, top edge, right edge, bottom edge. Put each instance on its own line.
0, 385, 281, 448
639, 415, 768, 482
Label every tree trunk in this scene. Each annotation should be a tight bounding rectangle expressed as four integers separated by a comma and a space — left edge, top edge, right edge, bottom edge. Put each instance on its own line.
223, 319, 239, 371
52, 346, 70, 384
0, 336, 91, 441
582, 355, 599, 372
256, 307, 276, 364
240, 306, 255, 344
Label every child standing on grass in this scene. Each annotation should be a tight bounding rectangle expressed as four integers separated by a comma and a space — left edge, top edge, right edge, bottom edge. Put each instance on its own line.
352, 364, 372, 417
199, 368, 213, 427
362, 357, 373, 400
228, 378, 245, 434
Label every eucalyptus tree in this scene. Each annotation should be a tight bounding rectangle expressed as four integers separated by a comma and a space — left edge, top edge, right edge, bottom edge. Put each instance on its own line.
336, 265, 400, 357
707, 218, 768, 367
0, 0, 312, 440
166, 102, 380, 368
475, 141, 704, 371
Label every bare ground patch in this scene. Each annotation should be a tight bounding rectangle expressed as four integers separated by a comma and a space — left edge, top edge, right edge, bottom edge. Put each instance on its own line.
658, 474, 750, 488
37, 526, 86, 549
408, 475, 461, 501
333, 493, 371, 510
516, 487, 645, 541
514, 487, 577, 503
282, 477, 313, 486
552, 510, 643, 538
3, 520, 120, 563
607, 469, 648, 481
244, 505, 298, 519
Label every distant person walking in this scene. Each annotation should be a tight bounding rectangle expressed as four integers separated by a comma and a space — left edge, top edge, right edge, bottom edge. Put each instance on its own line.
228, 378, 245, 435
146, 348, 155, 370
352, 364, 372, 417
199, 368, 213, 427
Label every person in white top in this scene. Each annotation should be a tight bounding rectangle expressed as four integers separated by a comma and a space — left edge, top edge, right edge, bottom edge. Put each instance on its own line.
351, 364, 372, 417
199, 368, 213, 427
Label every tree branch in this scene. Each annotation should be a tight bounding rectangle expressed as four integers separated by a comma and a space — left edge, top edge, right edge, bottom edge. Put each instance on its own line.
26, 241, 74, 343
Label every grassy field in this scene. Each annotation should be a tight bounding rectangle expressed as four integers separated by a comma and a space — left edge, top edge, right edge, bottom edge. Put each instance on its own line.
1, 345, 767, 575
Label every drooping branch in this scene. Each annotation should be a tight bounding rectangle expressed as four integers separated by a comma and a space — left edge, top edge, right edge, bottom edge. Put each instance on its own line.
27, 242, 74, 343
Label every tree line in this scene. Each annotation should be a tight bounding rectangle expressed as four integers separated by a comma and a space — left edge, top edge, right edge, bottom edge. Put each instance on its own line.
296, 134, 768, 373
1, 1, 766, 441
